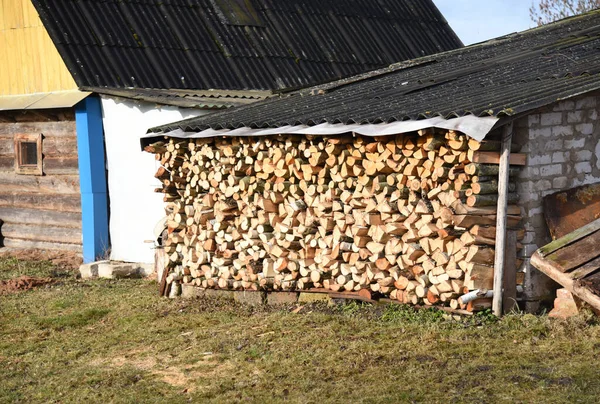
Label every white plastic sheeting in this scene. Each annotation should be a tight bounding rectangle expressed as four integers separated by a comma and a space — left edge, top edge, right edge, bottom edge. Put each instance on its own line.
142, 115, 500, 145
102, 97, 206, 264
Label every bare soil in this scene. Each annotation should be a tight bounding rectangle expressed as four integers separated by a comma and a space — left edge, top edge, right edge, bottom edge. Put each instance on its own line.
0, 275, 54, 295
0, 248, 82, 270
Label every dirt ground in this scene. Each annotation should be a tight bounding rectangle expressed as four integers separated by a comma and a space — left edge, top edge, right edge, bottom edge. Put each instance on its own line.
0, 248, 82, 270
0, 275, 54, 295
0, 248, 81, 295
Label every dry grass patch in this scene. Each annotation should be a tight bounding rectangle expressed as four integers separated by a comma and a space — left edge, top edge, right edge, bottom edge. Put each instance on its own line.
1, 256, 600, 403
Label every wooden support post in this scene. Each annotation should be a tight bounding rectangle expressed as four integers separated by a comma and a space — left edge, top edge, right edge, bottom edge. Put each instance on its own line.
492, 122, 513, 316
503, 230, 518, 314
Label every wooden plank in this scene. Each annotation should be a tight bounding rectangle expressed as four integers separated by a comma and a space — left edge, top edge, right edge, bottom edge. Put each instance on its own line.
0, 136, 13, 154
1, 222, 82, 244
543, 183, 600, 240
0, 207, 81, 228
578, 272, 600, 296
0, 156, 13, 171
493, 122, 513, 316
42, 137, 78, 156
546, 230, 600, 273
0, 172, 80, 194
503, 231, 518, 314
569, 256, 600, 280
532, 251, 600, 314
538, 218, 600, 257
4, 121, 76, 137
43, 156, 79, 175
2, 237, 82, 252
328, 290, 376, 304
0, 192, 81, 212
453, 203, 521, 216
470, 151, 526, 166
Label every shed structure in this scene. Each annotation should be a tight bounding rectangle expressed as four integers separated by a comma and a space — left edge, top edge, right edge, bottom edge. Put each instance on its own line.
26, 0, 463, 264
0, 0, 90, 253
144, 11, 600, 311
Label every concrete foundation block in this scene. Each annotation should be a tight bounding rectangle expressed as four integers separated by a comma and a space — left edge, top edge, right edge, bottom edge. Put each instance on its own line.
233, 291, 266, 306
267, 292, 299, 305
79, 260, 155, 279
203, 288, 235, 300
137, 263, 155, 277
298, 292, 331, 303
181, 284, 204, 299
79, 260, 107, 279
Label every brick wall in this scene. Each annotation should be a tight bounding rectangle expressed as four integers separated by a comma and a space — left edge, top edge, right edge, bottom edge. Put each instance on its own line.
513, 90, 600, 311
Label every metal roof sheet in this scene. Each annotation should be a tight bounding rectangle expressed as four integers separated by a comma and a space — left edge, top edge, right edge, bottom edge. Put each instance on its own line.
0, 91, 91, 111
148, 10, 600, 133
31, 0, 462, 93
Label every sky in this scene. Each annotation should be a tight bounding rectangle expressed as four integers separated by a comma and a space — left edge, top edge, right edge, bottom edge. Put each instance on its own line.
434, 0, 537, 45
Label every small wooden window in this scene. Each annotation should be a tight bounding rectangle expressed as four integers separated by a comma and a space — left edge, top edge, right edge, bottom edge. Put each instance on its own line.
15, 134, 42, 175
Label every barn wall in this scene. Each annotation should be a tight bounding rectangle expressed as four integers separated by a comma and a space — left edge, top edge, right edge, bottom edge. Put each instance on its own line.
513, 90, 600, 311
101, 97, 206, 264
0, 109, 82, 251
0, 0, 77, 96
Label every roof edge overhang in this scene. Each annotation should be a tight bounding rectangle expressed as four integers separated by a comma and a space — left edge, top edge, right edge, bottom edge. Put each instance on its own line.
85, 87, 271, 109
0, 90, 91, 111
140, 115, 499, 150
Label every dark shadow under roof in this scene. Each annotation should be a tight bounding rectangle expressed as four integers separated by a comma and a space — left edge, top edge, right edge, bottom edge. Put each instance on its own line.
32, 0, 461, 93
149, 10, 600, 134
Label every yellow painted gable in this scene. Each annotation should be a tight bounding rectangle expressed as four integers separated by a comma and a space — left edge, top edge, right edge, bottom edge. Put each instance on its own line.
0, 0, 77, 96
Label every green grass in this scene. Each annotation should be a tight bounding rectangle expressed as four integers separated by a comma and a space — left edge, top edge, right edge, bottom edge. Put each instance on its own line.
1, 257, 600, 403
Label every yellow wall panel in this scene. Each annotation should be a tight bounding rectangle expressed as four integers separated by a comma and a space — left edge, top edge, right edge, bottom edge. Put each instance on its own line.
0, 1, 5, 31
0, 0, 77, 96
3, 0, 23, 29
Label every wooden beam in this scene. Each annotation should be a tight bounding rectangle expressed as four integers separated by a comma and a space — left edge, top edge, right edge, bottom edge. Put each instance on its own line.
531, 252, 600, 314
469, 151, 526, 166
492, 122, 513, 316
502, 231, 518, 314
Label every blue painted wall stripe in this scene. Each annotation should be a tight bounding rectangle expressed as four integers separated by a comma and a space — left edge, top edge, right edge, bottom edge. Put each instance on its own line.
75, 96, 110, 263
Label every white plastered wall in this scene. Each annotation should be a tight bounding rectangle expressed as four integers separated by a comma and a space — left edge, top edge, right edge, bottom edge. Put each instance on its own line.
101, 97, 208, 263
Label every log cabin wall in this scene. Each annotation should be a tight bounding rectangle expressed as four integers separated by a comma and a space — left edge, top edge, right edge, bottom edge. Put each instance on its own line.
0, 109, 82, 251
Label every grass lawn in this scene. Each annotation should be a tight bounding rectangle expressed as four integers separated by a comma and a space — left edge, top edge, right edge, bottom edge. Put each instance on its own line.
1, 256, 599, 403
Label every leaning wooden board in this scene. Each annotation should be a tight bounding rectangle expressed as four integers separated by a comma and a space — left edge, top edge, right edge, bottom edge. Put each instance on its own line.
530, 218, 600, 314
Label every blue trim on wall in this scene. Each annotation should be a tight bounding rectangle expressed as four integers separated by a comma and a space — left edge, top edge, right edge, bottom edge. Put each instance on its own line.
75, 96, 109, 263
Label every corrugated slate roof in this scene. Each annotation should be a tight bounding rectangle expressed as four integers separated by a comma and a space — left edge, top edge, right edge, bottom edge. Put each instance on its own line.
32, 0, 461, 92
149, 10, 600, 133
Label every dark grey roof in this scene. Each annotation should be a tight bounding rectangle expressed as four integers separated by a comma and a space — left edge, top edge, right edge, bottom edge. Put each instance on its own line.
86, 87, 267, 109
149, 10, 600, 134
32, 0, 461, 93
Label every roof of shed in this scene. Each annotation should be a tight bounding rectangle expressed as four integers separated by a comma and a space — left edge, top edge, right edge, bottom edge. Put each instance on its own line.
149, 10, 600, 133
31, 0, 461, 94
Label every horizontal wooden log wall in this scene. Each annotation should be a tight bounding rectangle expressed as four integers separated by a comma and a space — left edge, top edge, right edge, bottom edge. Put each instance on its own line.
148, 129, 524, 312
0, 110, 82, 251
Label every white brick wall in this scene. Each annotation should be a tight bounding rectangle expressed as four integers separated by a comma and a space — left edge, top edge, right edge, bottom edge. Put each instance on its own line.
513, 90, 600, 309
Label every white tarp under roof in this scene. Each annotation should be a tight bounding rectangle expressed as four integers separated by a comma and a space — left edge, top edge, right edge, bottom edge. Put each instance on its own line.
141, 115, 500, 149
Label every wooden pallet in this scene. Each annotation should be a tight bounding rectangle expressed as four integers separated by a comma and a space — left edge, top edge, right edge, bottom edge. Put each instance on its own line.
531, 218, 600, 314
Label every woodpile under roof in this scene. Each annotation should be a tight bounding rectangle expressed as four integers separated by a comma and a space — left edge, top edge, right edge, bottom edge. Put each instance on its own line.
145, 129, 524, 312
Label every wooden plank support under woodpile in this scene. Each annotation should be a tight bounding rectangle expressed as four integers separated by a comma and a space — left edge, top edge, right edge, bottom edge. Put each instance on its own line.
144, 129, 524, 312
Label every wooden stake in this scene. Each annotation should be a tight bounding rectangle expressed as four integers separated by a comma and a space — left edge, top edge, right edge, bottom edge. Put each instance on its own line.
492, 122, 513, 317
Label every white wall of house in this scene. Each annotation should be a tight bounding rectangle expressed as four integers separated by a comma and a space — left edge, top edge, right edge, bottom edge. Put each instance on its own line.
101, 97, 208, 263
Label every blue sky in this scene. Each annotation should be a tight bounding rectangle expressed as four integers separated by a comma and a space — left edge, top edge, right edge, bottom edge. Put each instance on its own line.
434, 0, 537, 45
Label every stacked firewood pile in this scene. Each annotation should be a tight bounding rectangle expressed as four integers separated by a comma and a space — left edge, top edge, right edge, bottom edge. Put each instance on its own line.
145, 129, 523, 311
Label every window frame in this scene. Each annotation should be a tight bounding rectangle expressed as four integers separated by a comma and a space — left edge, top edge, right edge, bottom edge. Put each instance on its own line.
14, 133, 43, 175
